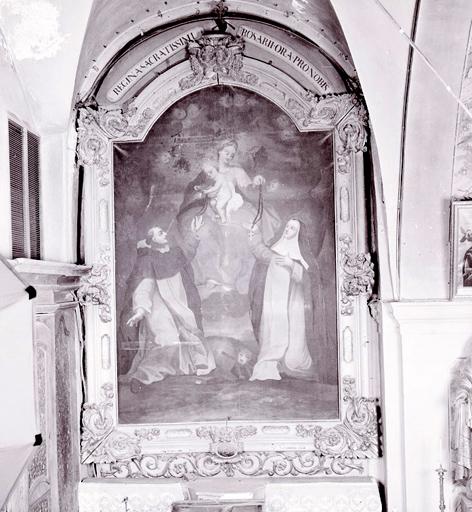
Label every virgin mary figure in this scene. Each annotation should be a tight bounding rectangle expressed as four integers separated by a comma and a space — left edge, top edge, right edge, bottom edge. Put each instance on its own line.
248, 219, 323, 381
177, 139, 280, 296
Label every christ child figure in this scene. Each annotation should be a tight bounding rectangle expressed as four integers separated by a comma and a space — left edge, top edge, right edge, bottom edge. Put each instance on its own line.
194, 159, 243, 223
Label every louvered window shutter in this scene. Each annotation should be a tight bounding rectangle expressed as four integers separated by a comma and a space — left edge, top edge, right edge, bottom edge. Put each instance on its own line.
27, 132, 40, 259
8, 120, 41, 259
8, 120, 25, 259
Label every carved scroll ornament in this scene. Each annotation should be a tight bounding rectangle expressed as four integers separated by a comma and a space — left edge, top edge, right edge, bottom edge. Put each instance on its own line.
336, 100, 368, 174
77, 104, 155, 190
285, 92, 368, 176
97, 450, 367, 479
87, 376, 376, 479
97, 105, 155, 139
287, 93, 354, 129
297, 376, 379, 469
81, 383, 152, 463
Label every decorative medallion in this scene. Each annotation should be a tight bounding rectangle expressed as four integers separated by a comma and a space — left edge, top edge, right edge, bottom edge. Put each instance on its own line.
196, 425, 258, 459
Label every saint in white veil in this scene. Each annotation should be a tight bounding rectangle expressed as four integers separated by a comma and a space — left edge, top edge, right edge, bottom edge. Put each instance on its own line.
250, 218, 315, 381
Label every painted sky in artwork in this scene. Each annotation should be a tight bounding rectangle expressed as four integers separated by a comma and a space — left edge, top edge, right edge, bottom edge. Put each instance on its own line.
113, 86, 338, 424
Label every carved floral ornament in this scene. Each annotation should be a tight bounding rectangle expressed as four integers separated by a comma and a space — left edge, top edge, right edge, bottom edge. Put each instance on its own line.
77, 246, 112, 323
339, 235, 375, 316
82, 376, 378, 478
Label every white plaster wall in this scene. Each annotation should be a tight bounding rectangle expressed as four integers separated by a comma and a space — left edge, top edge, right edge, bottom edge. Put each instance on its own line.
400, 1, 472, 299
382, 302, 472, 512
0, 31, 37, 260
19, 0, 92, 262
330, 0, 416, 301
0, 0, 93, 262
0, 296, 36, 447
329, 0, 472, 300
40, 131, 77, 262
7, 0, 94, 132
327, 3, 472, 511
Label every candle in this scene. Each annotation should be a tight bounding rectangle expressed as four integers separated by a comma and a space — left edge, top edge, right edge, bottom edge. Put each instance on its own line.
438, 436, 443, 466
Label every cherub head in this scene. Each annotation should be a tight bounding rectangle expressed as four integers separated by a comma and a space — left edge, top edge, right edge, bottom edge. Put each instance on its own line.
158, 151, 172, 165
237, 348, 253, 366
201, 159, 219, 180
461, 229, 472, 243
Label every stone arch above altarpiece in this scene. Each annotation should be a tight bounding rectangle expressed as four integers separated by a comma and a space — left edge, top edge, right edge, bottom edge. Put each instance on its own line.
75, 1, 355, 103
76, 30, 379, 480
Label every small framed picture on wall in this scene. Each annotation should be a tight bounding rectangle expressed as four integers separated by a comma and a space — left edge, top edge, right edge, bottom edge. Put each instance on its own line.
451, 201, 472, 298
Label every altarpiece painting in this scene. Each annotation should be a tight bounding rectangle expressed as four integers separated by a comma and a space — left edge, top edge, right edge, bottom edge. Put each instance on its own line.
77, 31, 378, 478
113, 86, 338, 424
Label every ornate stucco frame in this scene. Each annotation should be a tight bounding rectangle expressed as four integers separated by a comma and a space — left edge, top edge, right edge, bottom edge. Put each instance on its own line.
77, 33, 378, 479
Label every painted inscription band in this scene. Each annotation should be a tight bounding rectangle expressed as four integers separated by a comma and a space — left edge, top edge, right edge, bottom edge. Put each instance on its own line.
107, 28, 202, 102
237, 26, 332, 93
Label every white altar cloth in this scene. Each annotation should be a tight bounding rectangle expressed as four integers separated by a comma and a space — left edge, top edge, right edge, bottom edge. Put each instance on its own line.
78, 480, 188, 512
264, 478, 382, 512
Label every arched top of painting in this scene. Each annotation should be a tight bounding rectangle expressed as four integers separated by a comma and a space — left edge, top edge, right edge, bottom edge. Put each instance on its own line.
104, 57, 354, 146
116, 85, 333, 214
139, 84, 326, 148
146, 85, 311, 144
